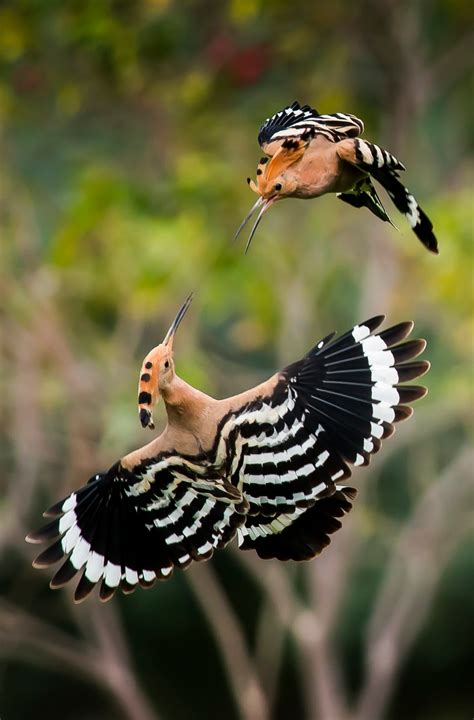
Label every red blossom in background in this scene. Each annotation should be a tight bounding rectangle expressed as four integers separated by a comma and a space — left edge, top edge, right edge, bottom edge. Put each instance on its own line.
205, 32, 269, 86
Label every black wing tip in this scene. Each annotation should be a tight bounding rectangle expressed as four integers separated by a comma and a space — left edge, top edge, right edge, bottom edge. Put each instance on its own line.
74, 574, 97, 603
43, 500, 65, 518
308, 316, 389, 359
26, 518, 62, 545
362, 315, 386, 331
394, 405, 414, 422
378, 320, 415, 347
395, 338, 427, 359
49, 578, 67, 590
391, 319, 414, 334
425, 235, 439, 254
340, 485, 358, 501
397, 384, 429, 402
121, 581, 138, 595
396, 359, 431, 382
415, 213, 438, 254
139, 575, 157, 589
99, 582, 117, 602
32, 558, 50, 570
32, 539, 66, 569
417, 359, 431, 377
321, 330, 338, 346
412, 213, 439, 255
50, 559, 79, 588
26, 530, 45, 545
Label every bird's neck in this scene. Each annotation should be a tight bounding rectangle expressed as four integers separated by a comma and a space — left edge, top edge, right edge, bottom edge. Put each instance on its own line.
161, 375, 213, 431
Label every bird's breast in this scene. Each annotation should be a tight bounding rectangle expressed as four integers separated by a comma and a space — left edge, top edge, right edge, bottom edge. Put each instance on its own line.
292, 153, 364, 198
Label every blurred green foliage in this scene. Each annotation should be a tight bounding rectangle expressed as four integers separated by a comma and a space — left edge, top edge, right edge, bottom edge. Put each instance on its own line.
0, 1, 473, 719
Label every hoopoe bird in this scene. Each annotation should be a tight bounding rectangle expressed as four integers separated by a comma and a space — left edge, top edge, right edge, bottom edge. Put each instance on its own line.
27, 294, 429, 603
236, 101, 438, 254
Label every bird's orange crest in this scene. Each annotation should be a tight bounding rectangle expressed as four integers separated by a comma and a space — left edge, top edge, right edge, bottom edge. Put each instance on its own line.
249, 143, 305, 198
236, 142, 305, 253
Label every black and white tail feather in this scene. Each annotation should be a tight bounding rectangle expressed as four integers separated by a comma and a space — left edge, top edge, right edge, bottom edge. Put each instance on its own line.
346, 138, 438, 254
27, 317, 429, 601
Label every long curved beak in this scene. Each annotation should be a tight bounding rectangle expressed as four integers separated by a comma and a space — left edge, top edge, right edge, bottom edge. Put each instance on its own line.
244, 198, 275, 254
233, 196, 264, 244
163, 292, 194, 349
234, 197, 276, 254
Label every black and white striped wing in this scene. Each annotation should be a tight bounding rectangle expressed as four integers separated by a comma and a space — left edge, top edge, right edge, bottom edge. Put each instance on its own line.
226, 316, 429, 560
27, 456, 247, 602
258, 101, 365, 153
240, 487, 357, 561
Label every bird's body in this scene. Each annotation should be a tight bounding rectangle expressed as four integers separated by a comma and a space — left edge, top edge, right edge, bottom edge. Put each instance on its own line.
123, 373, 279, 469
271, 135, 365, 198
27, 297, 429, 603
237, 102, 438, 253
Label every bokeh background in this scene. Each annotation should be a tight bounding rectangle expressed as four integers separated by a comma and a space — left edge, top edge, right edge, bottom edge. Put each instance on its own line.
0, 1, 473, 719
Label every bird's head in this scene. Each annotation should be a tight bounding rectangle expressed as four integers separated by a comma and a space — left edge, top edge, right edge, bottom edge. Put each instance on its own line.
249, 155, 299, 200
235, 143, 303, 252
137, 293, 193, 429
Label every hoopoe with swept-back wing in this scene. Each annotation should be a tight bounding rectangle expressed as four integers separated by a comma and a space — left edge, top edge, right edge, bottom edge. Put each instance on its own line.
236, 101, 438, 254
27, 294, 429, 603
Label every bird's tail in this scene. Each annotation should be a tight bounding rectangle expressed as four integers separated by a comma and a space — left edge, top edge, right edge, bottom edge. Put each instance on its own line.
338, 138, 439, 253
371, 165, 438, 254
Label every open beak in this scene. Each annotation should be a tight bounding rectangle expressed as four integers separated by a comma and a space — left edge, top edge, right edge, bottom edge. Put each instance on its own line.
163, 292, 194, 349
234, 197, 276, 254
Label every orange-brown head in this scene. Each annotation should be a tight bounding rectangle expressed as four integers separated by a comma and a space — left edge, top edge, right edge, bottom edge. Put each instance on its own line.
137, 293, 193, 429
235, 142, 304, 252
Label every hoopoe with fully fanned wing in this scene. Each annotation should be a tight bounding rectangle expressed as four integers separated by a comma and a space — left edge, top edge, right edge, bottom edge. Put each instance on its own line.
27, 294, 430, 603
236, 101, 438, 254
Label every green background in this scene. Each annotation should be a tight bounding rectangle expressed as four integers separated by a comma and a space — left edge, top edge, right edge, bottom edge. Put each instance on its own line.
0, 1, 473, 718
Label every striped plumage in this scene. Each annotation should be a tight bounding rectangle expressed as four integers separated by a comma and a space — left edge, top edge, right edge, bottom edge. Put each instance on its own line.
27, 301, 429, 602
236, 101, 438, 254
258, 103, 365, 146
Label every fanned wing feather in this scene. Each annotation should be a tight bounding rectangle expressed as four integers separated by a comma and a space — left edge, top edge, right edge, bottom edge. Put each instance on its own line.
27, 458, 247, 602
258, 101, 364, 154
224, 317, 429, 559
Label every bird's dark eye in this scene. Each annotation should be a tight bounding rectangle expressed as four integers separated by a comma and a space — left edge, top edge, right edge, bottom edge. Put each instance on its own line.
274, 183, 282, 191
164, 360, 170, 369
